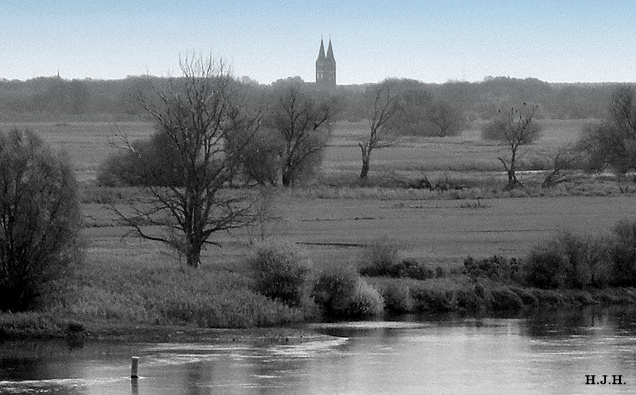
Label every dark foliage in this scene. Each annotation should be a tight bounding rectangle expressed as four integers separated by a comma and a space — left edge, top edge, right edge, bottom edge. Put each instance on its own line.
267, 79, 335, 186
577, 86, 636, 191
312, 264, 360, 316
249, 241, 313, 308
464, 255, 521, 282
0, 129, 81, 311
610, 220, 636, 287
360, 258, 436, 281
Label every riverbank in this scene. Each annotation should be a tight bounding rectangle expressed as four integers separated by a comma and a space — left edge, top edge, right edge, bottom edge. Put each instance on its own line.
0, 313, 330, 344
2, 279, 636, 343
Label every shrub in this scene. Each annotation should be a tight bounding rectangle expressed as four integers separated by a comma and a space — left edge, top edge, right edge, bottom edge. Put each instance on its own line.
359, 239, 436, 280
490, 286, 524, 311
345, 280, 384, 317
97, 128, 185, 187
524, 231, 612, 289
313, 264, 360, 316
313, 264, 384, 318
237, 129, 283, 185
249, 240, 313, 308
0, 129, 81, 311
381, 282, 414, 313
410, 287, 455, 313
464, 255, 520, 282
610, 220, 636, 286
359, 237, 402, 276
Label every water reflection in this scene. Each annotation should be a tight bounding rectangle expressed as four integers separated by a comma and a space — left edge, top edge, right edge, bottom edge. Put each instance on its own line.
1, 308, 635, 394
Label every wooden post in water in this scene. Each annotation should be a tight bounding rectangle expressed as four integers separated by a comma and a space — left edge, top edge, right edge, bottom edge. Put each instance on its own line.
131, 356, 139, 379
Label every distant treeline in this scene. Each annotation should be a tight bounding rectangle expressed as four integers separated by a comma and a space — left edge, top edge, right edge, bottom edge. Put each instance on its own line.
0, 75, 622, 121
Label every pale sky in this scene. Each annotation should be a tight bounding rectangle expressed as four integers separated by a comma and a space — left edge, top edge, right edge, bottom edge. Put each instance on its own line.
2, 0, 636, 84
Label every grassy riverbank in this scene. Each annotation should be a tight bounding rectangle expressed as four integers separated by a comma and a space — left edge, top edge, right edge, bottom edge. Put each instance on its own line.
2, 254, 636, 342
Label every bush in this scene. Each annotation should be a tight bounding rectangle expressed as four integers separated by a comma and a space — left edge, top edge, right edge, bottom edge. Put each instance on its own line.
0, 129, 81, 311
237, 129, 283, 185
524, 230, 612, 289
381, 282, 414, 313
359, 239, 436, 280
610, 220, 636, 286
97, 128, 185, 187
313, 264, 360, 316
313, 264, 384, 318
359, 237, 402, 275
345, 280, 384, 317
464, 255, 520, 282
490, 286, 524, 311
248, 240, 313, 308
410, 287, 455, 313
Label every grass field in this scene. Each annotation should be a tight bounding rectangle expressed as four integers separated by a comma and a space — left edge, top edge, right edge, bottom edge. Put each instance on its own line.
1, 117, 628, 267
1, 118, 591, 183
3, 118, 636, 333
2, 117, 627, 267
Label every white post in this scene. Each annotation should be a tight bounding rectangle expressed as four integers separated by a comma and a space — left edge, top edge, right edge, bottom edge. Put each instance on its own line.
131, 356, 139, 379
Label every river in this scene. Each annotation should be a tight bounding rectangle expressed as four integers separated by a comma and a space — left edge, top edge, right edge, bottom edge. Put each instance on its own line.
1, 307, 635, 394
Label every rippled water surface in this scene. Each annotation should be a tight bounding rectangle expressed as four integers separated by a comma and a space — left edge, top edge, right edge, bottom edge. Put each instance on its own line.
1, 308, 635, 394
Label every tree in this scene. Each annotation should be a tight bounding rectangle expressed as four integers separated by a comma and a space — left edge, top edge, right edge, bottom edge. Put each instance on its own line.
383, 82, 465, 137
387, 87, 434, 136
0, 129, 81, 311
427, 100, 465, 137
541, 144, 583, 189
482, 104, 542, 190
268, 79, 334, 186
577, 85, 636, 192
113, 56, 262, 268
359, 81, 399, 179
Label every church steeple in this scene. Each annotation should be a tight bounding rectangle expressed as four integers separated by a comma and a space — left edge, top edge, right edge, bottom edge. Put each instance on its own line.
318, 38, 326, 60
326, 39, 335, 61
315, 38, 336, 87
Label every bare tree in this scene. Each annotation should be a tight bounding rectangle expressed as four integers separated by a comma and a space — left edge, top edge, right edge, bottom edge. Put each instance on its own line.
577, 85, 636, 192
482, 104, 541, 190
541, 144, 582, 188
268, 79, 334, 186
113, 56, 262, 267
359, 81, 399, 179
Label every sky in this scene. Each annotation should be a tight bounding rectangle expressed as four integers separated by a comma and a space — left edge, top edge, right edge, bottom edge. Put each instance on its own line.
2, 0, 636, 85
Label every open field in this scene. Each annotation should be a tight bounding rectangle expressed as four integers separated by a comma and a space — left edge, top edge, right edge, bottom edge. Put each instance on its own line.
1, 118, 592, 183
1, 117, 628, 268
84, 194, 636, 272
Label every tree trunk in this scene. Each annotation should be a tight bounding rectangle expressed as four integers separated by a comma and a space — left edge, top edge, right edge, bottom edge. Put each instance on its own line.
359, 143, 371, 179
186, 245, 201, 268
360, 156, 370, 179
282, 171, 292, 187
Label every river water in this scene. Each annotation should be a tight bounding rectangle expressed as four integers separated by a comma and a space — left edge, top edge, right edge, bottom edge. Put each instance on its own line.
1, 308, 635, 395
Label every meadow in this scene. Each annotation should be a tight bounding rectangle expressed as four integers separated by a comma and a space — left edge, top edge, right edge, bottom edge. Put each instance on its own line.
3, 118, 636, 336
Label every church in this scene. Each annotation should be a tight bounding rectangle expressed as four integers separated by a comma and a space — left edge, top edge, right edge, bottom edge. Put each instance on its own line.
315, 38, 336, 87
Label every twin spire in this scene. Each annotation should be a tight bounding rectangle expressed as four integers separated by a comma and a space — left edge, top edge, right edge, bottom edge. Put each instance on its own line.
316, 37, 336, 87
317, 38, 335, 61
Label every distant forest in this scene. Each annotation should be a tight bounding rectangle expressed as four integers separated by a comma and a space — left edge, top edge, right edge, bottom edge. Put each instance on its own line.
0, 75, 624, 122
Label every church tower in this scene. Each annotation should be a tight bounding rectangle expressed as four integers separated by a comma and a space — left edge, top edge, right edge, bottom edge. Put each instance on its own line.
316, 38, 336, 87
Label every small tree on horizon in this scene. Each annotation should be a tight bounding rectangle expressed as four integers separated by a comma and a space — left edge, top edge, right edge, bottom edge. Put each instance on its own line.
359, 81, 400, 179
482, 104, 542, 190
111, 56, 263, 268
